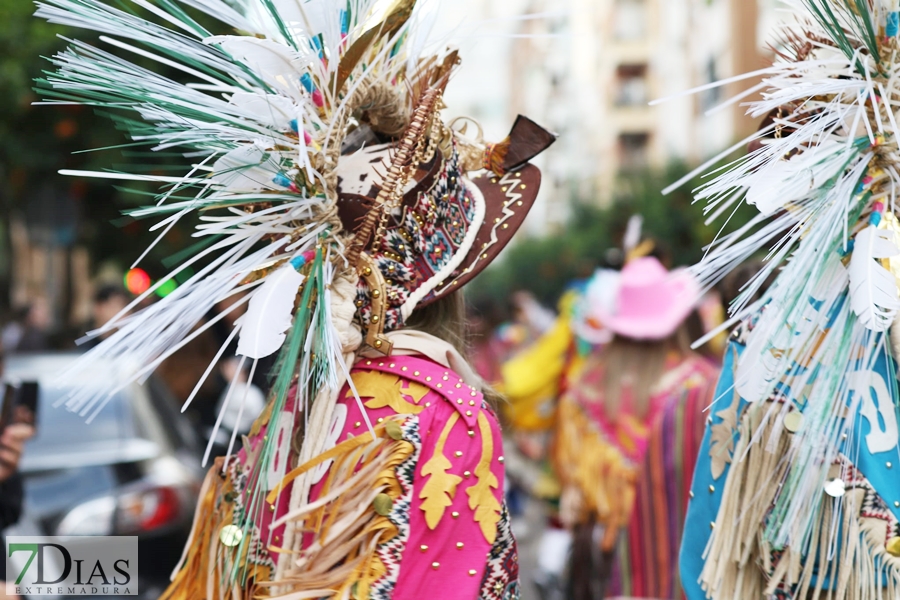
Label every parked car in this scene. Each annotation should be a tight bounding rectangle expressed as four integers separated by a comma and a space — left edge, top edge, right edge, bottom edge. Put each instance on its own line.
4, 353, 204, 599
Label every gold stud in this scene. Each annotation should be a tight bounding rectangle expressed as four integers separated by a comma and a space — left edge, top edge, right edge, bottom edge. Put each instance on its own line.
708, 485, 715, 493
375, 340, 383, 348
689, 491, 694, 498
372, 315, 380, 323
457, 542, 464, 550
515, 172, 521, 177
710, 522, 715, 530
379, 362, 384, 366
468, 430, 475, 437
426, 376, 432, 381
354, 421, 361, 428
469, 400, 476, 406
494, 218, 500, 224
501, 187, 507, 193
432, 562, 440, 570
502, 224, 509, 229
470, 390, 477, 397
363, 267, 372, 275
420, 545, 428, 552
895, 501, 900, 508
425, 402, 431, 407
219, 525, 243, 547
451, 511, 460, 519
401, 366, 408, 371
443, 375, 449, 381
457, 399, 463, 405
389, 363, 395, 368
517, 201, 523, 206
269, 504, 275, 512
377, 417, 384, 424
498, 456, 504, 463
464, 471, 471, 478
706, 416, 712, 424
372, 290, 381, 298
455, 451, 463, 457
481, 253, 488, 259
456, 383, 462, 388
414, 371, 420, 376
366, 360, 372, 365
468, 569, 477, 577
465, 410, 472, 417
437, 383, 443, 388
520, 184, 527, 190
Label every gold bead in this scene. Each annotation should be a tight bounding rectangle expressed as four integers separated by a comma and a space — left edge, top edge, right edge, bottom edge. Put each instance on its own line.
468, 569, 477, 576
470, 390, 477, 397
498, 456, 504, 463
414, 371, 420, 376
895, 501, 899, 508
455, 383, 462, 388
709, 485, 715, 493
437, 383, 443, 388
464, 471, 471, 478
354, 421, 361, 428
469, 400, 476, 406
425, 402, 431, 407
455, 451, 463, 457
443, 375, 449, 381
402, 366, 408, 372
420, 545, 428, 552
389, 363, 395, 368
363, 267, 372, 275
457, 542, 464, 550
372, 290, 380, 298
468, 430, 475, 437
457, 399, 463, 405
451, 511, 460, 519
375, 340, 383, 348
465, 410, 472, 417
432, 562, 440, 570
371, 315, 380, 323
426, 376, 432, 381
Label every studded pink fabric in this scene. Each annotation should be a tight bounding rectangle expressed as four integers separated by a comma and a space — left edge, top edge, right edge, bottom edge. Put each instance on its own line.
246, 354, 516, 599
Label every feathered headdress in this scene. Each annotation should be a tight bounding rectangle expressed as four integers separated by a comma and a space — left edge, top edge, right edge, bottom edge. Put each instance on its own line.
670, 0, 900, 593
35, 0, 554, 588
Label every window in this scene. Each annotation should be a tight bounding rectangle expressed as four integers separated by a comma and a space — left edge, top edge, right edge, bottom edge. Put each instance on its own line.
619, 133, 651, 170
615, 64, 648, 106
702, 57, 723, 111
614, 0, 647, 40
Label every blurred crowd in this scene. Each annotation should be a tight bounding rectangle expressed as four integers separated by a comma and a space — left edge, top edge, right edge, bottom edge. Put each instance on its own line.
0, 226, 761, 600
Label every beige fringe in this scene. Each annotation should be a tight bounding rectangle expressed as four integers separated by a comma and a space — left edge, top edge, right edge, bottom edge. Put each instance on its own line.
700, 403, 900, 599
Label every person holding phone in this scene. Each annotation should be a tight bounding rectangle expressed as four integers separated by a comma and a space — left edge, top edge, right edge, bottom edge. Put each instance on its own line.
0, 341, 35, 596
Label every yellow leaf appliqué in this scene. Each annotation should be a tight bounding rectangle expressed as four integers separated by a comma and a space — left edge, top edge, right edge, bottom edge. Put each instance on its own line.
466, 412, 502, 544
419, 412, 463, 529
348, 370, 430, 414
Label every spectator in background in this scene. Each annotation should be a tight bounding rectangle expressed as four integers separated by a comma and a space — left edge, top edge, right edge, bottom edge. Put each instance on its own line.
1, 300, 50, 354
0, 339, 36, 597
91, 285, 131, 335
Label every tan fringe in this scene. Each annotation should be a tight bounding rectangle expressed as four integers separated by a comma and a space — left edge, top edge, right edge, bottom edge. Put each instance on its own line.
261, 416, 414, 599
700, 403, 900, 599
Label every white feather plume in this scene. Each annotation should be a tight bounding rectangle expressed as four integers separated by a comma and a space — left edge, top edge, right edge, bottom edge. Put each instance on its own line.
849, 225, 900, 332
236, 264, 305, 359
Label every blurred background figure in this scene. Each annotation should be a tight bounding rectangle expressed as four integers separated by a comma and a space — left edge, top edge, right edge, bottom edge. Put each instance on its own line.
553, 257, 719, 599
1, 300, 50, 354
0, 340, 35, 598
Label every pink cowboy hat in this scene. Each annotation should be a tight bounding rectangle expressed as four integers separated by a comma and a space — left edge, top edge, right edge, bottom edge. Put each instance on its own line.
598, 257, 700, 340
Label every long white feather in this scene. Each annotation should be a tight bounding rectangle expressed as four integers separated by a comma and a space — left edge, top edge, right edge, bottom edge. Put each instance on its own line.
236, 264, 305, 359
849, 225, 900, 331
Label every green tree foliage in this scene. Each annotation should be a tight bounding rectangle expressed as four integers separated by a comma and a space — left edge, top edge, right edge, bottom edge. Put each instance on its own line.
469, 161, 758, 308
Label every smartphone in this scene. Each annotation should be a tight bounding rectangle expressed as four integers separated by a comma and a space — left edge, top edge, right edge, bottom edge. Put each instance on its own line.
0, 381, 39, 433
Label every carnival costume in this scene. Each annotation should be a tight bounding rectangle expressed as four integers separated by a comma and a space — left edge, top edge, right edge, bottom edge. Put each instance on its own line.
553, 257, 718, 599
677, 1, 900, 598
33, 0, 555, 597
